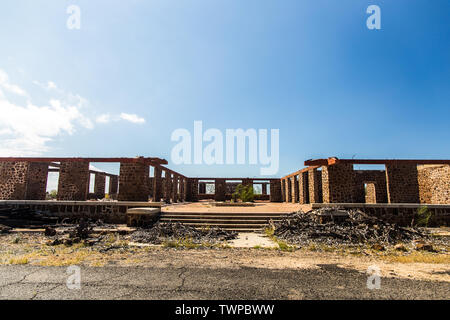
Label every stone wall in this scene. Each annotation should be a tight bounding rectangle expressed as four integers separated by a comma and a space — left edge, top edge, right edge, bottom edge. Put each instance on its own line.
164, 173, 172, 203
322, 163, 354, 203
58, 161, 90, 201
308, 168, 322, 203
353, 170, 388, 203
0, 162, 29, 200
109, 175, 119, 196
291, 176, 299, 203
25, 162, 48, 200
118, 162, 149, 201
172, 175, 179, 203
269, 179, 282, 202
386, 164, 420, 203
186, 178, 198, 202
93, 173, 106, 199
152, 167, 163, 202
418, 165, 450, 204
214, 179, 226, 201
298, 171, 309, 204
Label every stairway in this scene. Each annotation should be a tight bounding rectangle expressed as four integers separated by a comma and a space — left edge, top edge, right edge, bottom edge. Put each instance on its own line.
159, 211, 288, 232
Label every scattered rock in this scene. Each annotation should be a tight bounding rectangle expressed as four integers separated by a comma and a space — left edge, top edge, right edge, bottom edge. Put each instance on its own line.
0, 224, 12, 234
415, 242, 434, 252
44, 226, 56, 236
394, 244, 408, 252
372, 243, 385, 251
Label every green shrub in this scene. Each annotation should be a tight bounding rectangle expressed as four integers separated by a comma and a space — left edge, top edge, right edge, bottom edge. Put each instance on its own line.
413, 206, 433, 227
232, 184, 255, 202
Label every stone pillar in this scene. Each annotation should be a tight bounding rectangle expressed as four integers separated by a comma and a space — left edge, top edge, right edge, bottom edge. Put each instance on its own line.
152, 167, 163, 202
280, 179, 286, 202
291, 175, 299, 203
199, 182, 206, 194
308, 168, 321, 203
262, 183, 267, 195
185, 178, 198, 202
93, 173, 106, 199
147, 177, 154, 197
386, 163, 420, 203
180, 178, 186, 201
25, 162, 49, 200
269, 179, 282, 202
321, 163, 354, 203
58, 161, 90, 201
109, 175, 119, 196
0, 161, 29, 200
118, 162, 149, 201
298, 171, 309, 204
285, 178, 291, 202
164, 172, 172, 203
172, 174, 179, 203
215, 178, 226, 201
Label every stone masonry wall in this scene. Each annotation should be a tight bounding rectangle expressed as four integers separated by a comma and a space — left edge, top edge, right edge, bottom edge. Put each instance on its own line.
58, 161, 90, 201
0, 162, 29, 200
25, 162, 48, 200
291, 175, 299, 203
353, 170, 388, 203
109, 175, 118, 196
214, 179, 226, 201
269, 179, 282, 202
308, 168, 321, 203
418, 165, 450, 204
93, 173, 106, 199
152, 167, 163, 202
118, 162, 149, 201
322, 163, 354, 203
386, 164, 420, 203
298, 171, 309, 204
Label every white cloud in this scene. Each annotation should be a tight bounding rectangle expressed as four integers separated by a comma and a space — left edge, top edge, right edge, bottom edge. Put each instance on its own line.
0, 69, 27, 96
120, 113, 146, 124
0, 69, 146, 156
96, 112, 146, 125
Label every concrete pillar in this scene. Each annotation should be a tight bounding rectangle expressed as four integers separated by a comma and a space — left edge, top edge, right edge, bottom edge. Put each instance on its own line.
152, 167, 163, 202
164, 172, 172, 203
58, 161, 90, 201
109, 175, 119, 196
298, 171, 309, 204
118, 162, 149, 201
308, 168, 321, 204
215, 178, 226, 201
291, 175, 299, 203
172, 174, 178, 203
321, 163, 354, 203
0, 161, 30, 200
269, 179, 282, 202
386, 163, 420, 203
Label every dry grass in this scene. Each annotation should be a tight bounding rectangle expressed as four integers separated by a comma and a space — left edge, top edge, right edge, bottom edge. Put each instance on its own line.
381, 252, 450, 264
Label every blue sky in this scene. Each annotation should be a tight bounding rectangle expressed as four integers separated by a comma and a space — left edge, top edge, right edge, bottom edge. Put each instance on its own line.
0, 0, 449, 180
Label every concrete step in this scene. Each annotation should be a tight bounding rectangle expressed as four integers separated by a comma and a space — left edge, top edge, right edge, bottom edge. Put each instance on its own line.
161, 211, 288, 217
159, 222, 268, 230
160, 218, 273, 224
160, 215, 284, 220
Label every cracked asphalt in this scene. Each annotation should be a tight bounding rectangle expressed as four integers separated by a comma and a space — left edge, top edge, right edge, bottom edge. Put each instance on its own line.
0, 264, 448, 299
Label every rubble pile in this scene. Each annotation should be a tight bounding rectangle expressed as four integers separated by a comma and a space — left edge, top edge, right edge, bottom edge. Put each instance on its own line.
273, 209, 428, 245
130, 222, 238, 244
0, 206, 57, 228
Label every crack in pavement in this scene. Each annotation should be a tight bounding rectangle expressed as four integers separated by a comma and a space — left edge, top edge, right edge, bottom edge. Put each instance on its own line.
0, 267, 44, 289
176, 267, 187, 292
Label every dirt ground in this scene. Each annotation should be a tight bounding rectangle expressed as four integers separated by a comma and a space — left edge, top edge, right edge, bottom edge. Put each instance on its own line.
0, 232, 448, 284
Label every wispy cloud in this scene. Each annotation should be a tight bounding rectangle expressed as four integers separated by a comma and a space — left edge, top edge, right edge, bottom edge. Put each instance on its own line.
0, 69, 146, 156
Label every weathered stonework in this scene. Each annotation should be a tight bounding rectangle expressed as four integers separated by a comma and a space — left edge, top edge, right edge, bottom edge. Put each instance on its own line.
298, 171, 309, 204
291, 175, 299, 203
172, 174, 179, 203
25, 162, 48, 200
118, 162, 149, 201
418, 165, 450, 204
386, 164, 419, 203
185, 178, 198, 202
322, 163, 354, 203
214, 179, 226, 201
109, 175, 119, 196
353, 170, 387, 203
58, 161, 90, 201
152, 167, 163, 202
164, 173, 172, 203
308, 169, 322, 203
93, 173, 106, 199
262, 183, 267, 195
269, 179, 282, 202
284, 178, 291, 202
0, 162, 29, 200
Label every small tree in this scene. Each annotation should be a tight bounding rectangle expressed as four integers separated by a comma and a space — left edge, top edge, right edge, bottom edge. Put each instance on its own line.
412, 206, 433, 227
233, 184, 255, 203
